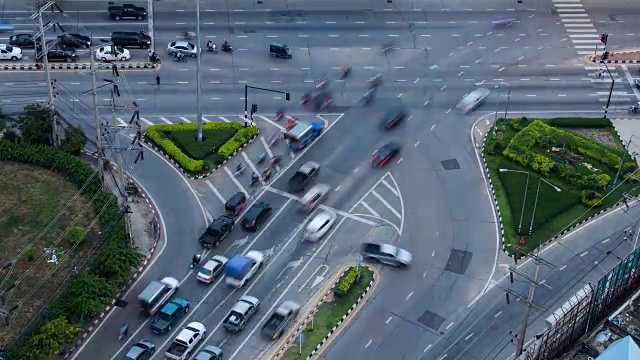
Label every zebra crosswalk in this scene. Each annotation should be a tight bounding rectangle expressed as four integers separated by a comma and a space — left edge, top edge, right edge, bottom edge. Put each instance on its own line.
112, 114, 309, 128
552, 0, 601, 55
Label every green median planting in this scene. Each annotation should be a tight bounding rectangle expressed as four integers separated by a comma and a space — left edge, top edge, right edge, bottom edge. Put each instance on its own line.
144, 122, 259, 177
282, 265, 374, 360
483, 117, 639, 255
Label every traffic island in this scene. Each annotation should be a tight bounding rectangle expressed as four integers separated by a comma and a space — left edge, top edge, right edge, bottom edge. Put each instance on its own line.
142, 122, 259, 179
278, 265, 376, 360
589, 50, 640, 64
481, 117, 640, 256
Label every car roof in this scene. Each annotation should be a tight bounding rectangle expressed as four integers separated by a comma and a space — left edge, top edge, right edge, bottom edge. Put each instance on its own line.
307, 211, 335, 231
173, 41, 192, 47
232, 295, 259, 313
203, 259, 221, 271
245, 202, 268, 217
161, 302, 179, 314
299, 161, 320, 173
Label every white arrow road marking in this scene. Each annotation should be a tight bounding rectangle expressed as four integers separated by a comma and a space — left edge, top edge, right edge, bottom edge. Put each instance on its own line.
299, 264, 329, 292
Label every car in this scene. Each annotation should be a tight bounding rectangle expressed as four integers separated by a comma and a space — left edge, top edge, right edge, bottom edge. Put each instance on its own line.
361, 242, 412, 267
167, 41, 199, 57
39, 48, 77, 63
0, 20, 14, 32
197, 255, 229, 284
111, 31, 152, 49
95, 45, 131, 61
193, 345, 223, 360
9, 33, 37, 48
150, 298, 190, 334
242, 202, 272, 231
125, 340, 155, 360
303, 209, 337, 241
223, 295, 260, 332
456, 87, 491, 114
165, 322, 206, 360
0, 45, 22, 61
371, 141, 401, 167
56, 33, 91, 49
381, 107, 408, 129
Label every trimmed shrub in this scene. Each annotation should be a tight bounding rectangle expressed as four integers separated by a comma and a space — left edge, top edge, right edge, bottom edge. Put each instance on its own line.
218, 125, 259, 159
166, 128, 237, 160
145, 124, 205, 174
509, 117, 531, 131
531, 154, 555, 176
334, 267, 361, 298
581, 190, 603, 207
66, 226, 86, 246
545, 117, 612, 128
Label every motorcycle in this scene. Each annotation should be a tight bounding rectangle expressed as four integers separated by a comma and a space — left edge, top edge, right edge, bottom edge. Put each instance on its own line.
190, 254, 201, 269
182, 31, 195, 40
250, 172, 261, 187
234, 163, 245, 177
300, 92, 311, 105
285, 118, 297, 130
275, 109, 285, 121
267, 155, 282, 169
149, 53, 161, 64
118, 324, 129, 341
206, 43, 218, 53
172, 53, 187, 63
629, 105, 639, 114
340, 66, 351, 79
256, 152, 266, 164
267, 131, 280, 147
221, 44, 233, 53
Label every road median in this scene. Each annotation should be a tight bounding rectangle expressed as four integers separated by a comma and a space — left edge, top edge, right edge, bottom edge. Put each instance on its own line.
272, 264, 377, 360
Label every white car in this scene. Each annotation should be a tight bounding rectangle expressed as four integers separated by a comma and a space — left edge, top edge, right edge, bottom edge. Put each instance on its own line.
303, 210, 337, 241
456, 87, 491, 114
95, 45, 131, 61
0, 44, 22, 61
165, 322, 206, 360
167, 41, 199, 57
196, 255, 229, 284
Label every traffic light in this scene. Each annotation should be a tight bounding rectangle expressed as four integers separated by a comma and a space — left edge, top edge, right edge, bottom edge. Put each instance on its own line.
600, 33, 608, 44
603, 51, 609, 60
251, 103, 258, 115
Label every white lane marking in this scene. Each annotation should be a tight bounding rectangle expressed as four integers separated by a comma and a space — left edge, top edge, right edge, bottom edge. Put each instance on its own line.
381, 180, 399, 197
179, 116, 191, 123
139, 117, 153, 125
371, 190, 401, 219
257, 115, 286, 131
464, 333, 474, 340
424, 344, 433, 352
201, 117, 211, 123
406, 292, 414, 300
602, 238, 610, 244
386, 316, 393, 324
228, 215, 350, 359
260, 136, 275, 159
223, 166, 250, 198
559, 265, 567, 271
218, 116, 231, 122
360, 201, 380, 217
242, 152, 264, 186
432, 250, 435, 256
159, 117, 172, 124
365, 340, 373, 348
494, 311, 502, 318
205, 180, 226, 204
446, 322, 454, 330
115, 117, 127, 126
580, 251, 589, 257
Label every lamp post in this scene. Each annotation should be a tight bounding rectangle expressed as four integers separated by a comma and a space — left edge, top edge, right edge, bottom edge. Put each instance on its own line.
244, 85, 290, 125
195, 0, 203, 142
602, 62, 615, 119
499, 169, 530, 234
491, 82, 511, 137
528, 178, 561, 235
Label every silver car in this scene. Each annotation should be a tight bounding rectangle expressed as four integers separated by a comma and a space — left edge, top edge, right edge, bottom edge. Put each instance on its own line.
303, 209, 337, 241
197, 255, 228, 284
456, 87, 491, 114
167, 41, 199, 57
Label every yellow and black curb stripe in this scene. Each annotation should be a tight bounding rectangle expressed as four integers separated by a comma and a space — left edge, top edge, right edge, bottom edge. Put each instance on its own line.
0, 62, 159, 72
582, 49, 640, 65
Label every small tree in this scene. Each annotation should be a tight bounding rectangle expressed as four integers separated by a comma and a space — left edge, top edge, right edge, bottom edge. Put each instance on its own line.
61, 125, 87, 156
91, 241, 142, 286
65, 274, 118, 322
19, 104, 54, 146
29, 316, 81, 359
66, 226, 86, 246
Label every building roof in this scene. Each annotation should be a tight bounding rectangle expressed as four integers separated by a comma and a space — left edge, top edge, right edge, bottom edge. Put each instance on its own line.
596, 336, 640, 360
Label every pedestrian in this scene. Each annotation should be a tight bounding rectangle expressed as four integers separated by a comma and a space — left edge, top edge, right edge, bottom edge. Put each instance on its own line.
156, 74, 160, 85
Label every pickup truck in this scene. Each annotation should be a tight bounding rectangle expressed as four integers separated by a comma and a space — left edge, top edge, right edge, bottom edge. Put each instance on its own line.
165, 322, 206, 360
361, 242, 412, 267
150, 297, 190, 334
287, 161, 320, 193
108, 3, 147, 21
199, 215, 235, 248
261, 301, 300, 340
225, 251, 264, 288
223, 295, 260, 332
285, 121, 323, 152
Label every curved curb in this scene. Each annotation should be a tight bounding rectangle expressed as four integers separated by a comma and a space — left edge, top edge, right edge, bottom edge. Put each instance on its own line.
473, 116, 640, 261
62, 152, 162, 359
141, 127, 260, 180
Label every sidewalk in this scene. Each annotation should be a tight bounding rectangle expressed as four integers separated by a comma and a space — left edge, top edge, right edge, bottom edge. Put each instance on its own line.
590, 50, 640, 64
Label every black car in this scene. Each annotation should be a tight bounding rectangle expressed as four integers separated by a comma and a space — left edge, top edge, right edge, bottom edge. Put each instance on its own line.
46, 48, 78, 63
9, 33, 36, 48
198, 215, 235, 248
111, 31, 151, 49
56, 33, 91, 49
125, 340, 155, 360
371, 141, 401, 167
242, 202, 272, 231
381, 107, 408, 129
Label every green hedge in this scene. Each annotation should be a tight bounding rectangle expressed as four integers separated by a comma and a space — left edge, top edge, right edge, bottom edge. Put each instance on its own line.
145, 122, 258, 176
166, 128, 238, 160
0, 141, 142, 359
334, 267, 361, 298
544, 117, 613, 128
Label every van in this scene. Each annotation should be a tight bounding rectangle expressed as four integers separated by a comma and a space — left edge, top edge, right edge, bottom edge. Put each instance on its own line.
269, 42, 292, 59
111, 31, 152, 49
137, 277, 179, 315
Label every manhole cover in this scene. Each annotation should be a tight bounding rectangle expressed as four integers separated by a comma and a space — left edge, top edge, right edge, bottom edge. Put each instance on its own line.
418, 309, 446, 331
441, 158, 460, 170
444, 249, 472, 275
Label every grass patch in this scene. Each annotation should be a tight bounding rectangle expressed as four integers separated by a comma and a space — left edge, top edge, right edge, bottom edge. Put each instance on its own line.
282, 267, 374, 360
0, 162, 99, 346
484, 117, 640, 255
163, 127, 237, 169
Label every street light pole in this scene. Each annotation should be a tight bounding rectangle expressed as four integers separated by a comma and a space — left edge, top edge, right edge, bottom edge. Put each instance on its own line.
528, 178, 562, 235
493, 84, 501, 137
602, 62, 615, 119
499, 169, 529, 234
195, 0, 203, 142
502, 82, 511, 121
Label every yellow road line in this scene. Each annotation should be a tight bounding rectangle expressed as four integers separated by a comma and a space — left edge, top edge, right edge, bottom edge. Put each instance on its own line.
311, 265, 381, 360
267, 264, 350, 360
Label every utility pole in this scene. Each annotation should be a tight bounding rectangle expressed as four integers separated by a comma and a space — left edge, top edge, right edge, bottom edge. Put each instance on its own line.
89, 51, 105, 182
509, 246, 555, 356
32, 1, 61, 148
195, 0, 203, 142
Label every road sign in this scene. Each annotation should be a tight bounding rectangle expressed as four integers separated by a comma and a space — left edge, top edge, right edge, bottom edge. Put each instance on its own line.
299, 333, 304, 354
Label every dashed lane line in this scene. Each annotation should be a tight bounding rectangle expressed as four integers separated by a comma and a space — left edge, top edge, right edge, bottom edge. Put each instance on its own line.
179, 116, 191, 123
139, 117, 153, 126
159, 117, 172, 124
205, 180, 226, 204
223, 166, 249, 198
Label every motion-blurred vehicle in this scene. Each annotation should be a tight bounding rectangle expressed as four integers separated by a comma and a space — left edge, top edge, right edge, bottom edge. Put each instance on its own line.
456, 87, 491, 114
303, 209, 337, 241
108, 3, 147, 21
223, 295, 260, 332
371, 141, 401, 167
225, 251, 264, 288
56, 33, 91, 48
193, 345, 223, 360
285, 120, 323, 151
165, 322, 206, 360
225, 191, 247, 215
0, 20, 14, 32
269, 42, 292, 59
381, 107, 408, 129
196, 255, 229, 284
167, 41, 199, 57
137, 277, 179, 315
9, 33, 37, 48
0, 45, 23, 61
288, 161, 320, 193
361, 242, 412, 267
125, 340, 155, 360
242, 202, 272, 231
299, 184, 330, 213
150, 298, 190, 334
96, 45, 131, 61
261, 301, 300, 340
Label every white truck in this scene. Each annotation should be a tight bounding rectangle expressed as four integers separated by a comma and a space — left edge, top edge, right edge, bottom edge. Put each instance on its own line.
165, 322, 206, 360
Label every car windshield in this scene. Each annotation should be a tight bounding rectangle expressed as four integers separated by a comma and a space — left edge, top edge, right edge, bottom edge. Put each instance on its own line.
187, 43, 195, 50
199, 268, 212, 276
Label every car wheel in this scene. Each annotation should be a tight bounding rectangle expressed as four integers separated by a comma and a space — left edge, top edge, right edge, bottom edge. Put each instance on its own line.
185, 306, 189, 313
115, 15, 121, 21
65, 57, 72, 63
142, 44, 149, 49
10, 56, 17, 61
137, 16, 144, 20
191, 53, 197, 58
167, 325, 172, 331
101, 57, 107, 61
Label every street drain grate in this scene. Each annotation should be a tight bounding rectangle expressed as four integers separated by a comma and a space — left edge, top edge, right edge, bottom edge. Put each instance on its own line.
441, 158, 460, 170
444, 249, 472, 275
418, 309, 446, 331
